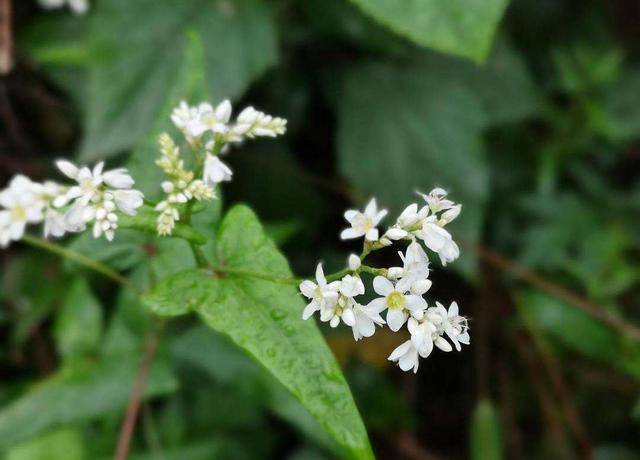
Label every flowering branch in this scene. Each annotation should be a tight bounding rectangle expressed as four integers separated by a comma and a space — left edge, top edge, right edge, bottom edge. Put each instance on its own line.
301, 191, 469, 373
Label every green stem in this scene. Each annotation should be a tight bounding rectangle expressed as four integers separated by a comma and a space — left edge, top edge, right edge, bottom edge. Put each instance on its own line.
21, 234, 136, 292
190, 243, 209, 268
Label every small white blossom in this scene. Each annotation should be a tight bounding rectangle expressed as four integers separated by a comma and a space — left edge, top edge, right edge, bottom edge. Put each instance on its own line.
319, 275, 365, 328
384, 203, 430, 241
388, 340, 421, 373
417, 216, 459, 265
171, 100, 286, 146
440, 204, 461, 225
300, 263, 340, 320
347, 254, 361, 271
350, 302, 386, 341
391, 242, 431, 294
419, 188, 454, 213
430, 301, 470, 351
367, 276, 426, 332
0, 176, 44, 247
203, 154, 233, 186
56, 159, 143, 241
340, 198, 388, 242
186, 100, 233, 139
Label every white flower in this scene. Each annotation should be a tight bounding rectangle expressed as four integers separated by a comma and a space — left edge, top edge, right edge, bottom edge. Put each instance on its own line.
417, 216, 459, 265
56, 159, 143, 241
319, 274, 365, 328
103, 168, 135, 189
440, 204, 461, 225
350, 302, 386, 341
347, 254, 361, 271
392, 242, 431, 294
203, 154, 233, 186
340, 198, 388, 242
0, 176, 44, 247
388, 340, 420, 373
367, 276, 426, 332
193, 100, 233, 137
419, 188, 454, 213
171, 101, 198, 130
57, 160, 98, 204
430, 301, 470, 351
384, 203, 430, 241
113, 189, 144, 216
300, 263, 340, 320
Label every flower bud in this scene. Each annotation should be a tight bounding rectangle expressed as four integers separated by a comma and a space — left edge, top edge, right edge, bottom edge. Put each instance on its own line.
348, 254, 361, 271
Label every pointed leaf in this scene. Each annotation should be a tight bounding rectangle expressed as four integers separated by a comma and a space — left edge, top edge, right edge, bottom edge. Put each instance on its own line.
143, 205, 373, 459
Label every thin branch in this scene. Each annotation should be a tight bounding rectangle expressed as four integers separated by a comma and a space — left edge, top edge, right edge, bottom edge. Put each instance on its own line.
466, 242, 640, 341
0, 0, 12, 75
21, 234, 137, 292
214, 266, 302, 285
114, 326, 162, 460
520, 314, 593, 458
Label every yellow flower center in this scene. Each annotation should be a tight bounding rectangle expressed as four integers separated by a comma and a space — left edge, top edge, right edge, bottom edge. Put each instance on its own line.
11, 206, 26, 221
386, 291, 406, 310
353, 214, 373, 232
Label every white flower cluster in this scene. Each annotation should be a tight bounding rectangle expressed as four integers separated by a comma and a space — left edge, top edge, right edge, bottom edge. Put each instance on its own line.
301, 189, 469, 373
155, 100, 286, 236
0, 160, 143, 247
38, 0, 89, 15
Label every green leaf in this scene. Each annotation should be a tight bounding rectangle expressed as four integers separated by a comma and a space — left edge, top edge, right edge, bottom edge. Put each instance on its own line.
470, 399, 503, 460
5, 428, 85, 460
337, 44, 537, 276
346, 0, 509, 62
338, 62, 487, 275
54, 278, 103, 361
144, 205, 373, 459
172, 326, 339, 454
79, 0, 277, 161
0, 357, 177, 448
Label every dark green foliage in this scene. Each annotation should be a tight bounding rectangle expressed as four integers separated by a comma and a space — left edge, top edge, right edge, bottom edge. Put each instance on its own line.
4, 0, 640, 458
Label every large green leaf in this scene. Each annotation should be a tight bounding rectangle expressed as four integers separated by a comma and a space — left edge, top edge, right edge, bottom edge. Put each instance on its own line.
0, 357, 177, 448
337, 44, 537, 275
346, 0, 510, 62
143, 205, 373, 459
79, 0, 277, 161
338, 61, 487, 275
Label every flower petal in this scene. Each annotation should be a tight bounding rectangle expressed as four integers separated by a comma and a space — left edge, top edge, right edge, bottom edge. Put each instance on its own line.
373, 276, 394, 296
